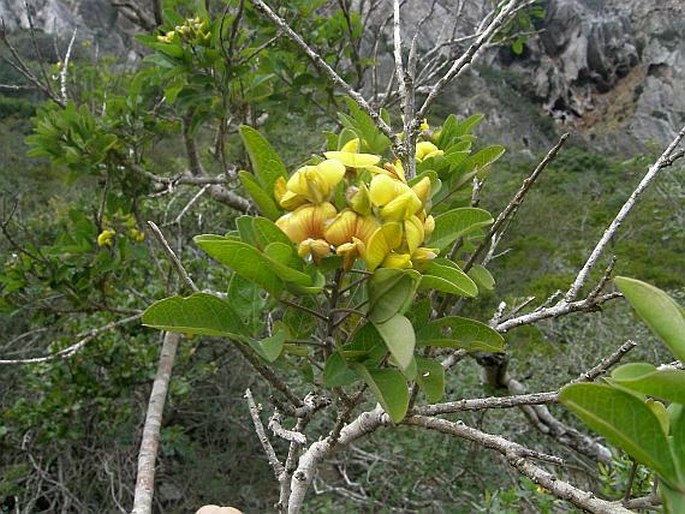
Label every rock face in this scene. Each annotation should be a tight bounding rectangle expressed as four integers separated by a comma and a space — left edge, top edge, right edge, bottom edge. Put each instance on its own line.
1, 0, 683, 152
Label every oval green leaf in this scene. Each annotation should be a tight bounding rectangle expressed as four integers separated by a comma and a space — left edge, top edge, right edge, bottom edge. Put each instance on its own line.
430, 208, 493, 251
373, 314, 415, 372
610, 363, 685, 404
416, 357, 446, 403
615, 276, 685, 363
416, 316, 504, 352
142, 292, 246, 340
560, 383, 676, 482
352, 365, 409, 423
419, 260, 478, 298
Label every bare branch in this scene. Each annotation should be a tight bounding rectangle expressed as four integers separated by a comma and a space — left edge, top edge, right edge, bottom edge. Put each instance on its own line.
465, 133, 570, 272
59, 28, 77, 104
147, 221, 198, 293
404, 416, 633, 514
564, 125, 685, 302
0, 313, 142, 365
248, 0, 394, 140
245, 389, 287, 478
131, 331, 180, 514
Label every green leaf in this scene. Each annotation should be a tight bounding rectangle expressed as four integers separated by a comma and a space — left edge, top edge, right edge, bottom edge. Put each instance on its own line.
668, 404, 685, 481
323, 351, 357, 387
560, 383, 677, 481
372, 314, 415, 372
238, 171, 282, 220
367, 268, 421, 323
343, 322, 387, 367
646, 399, 670, 435
468, 264, 495, 291
249, 330, 286, 363
352, 365, 409, 423
263, 243, 313, 285
252, 216, 292, 248
430, 208, 493, 251
610, 363, 685, 404
615, 276, 685, 363
417, 316, 504, 352
416, 357, 445, 403
419, 259, 478, 298
227, 273, 265, 334
142, 293, 245, 339
468, 145, 506, 173
239, 125, 287, 193
194, 235, 283, 296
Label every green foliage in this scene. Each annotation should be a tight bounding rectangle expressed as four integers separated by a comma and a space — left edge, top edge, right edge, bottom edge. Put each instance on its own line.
561, 279, 685, 509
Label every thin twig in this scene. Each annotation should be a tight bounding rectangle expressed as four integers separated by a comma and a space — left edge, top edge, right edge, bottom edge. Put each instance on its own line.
147, 221, 198, 293
248, 0, 393, 139
564, 126, 685, 302
246, 388, 287, 478
0, 313, 142, 365
465, 133, 570, 272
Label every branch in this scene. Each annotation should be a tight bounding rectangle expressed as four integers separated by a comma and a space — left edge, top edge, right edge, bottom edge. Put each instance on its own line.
416, 0, 531, 120
0, 313, 142, 365
248, 0, 394, 140
287, 406, 390, 513
564, 125, 685, 302
404, 416, 633, 514
147, 221, 198, 293
245, 388, 287, 479
465, 133, 570, 272
131, 331, 180, 514
414, 340, 636, 416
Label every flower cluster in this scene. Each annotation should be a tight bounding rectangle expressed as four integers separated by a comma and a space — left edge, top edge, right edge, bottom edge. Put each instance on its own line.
157, 17, 211, 45
274, 140, 439, 271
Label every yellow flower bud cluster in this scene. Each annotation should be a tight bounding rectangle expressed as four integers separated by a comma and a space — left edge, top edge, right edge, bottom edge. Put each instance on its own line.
157, 17, 211, 45
274, 139, 439, 271
97, 229, 116, 247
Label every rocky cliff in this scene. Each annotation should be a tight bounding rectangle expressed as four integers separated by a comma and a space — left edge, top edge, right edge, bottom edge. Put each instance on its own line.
1, 0, 683, 153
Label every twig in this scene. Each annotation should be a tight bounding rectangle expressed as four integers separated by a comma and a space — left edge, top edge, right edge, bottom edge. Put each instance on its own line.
413, 340, 636, 416
131, 331, 180, 514
404, 416, 633, 514
246, 389, 287, 478
0, 313, 142, 365
248, 0, 393, 140
564, 126, 685, 302
147, 221, 198, 293
59, 28, 77, 104
465, 133, 570, 272
269, 410, 307, 446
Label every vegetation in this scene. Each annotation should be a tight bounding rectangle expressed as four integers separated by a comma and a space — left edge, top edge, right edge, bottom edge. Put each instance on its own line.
0, 1, 683, 513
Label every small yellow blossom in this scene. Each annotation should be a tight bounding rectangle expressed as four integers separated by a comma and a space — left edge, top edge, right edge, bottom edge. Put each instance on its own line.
97, 229, 116, 247
420, 119, 430, 132
275, 203, 337, 243
415, 141, 443, 162
128, 228, 145, 242
323, 138, 381, 169
297, 238, 332, 263
286, 159, 345, 204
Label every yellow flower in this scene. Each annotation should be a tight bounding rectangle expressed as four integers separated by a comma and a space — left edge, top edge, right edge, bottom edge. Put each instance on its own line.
297, 238, 332, 263
416, 141, 443, 162
286, 159, 345, 205
379, 190, 423, 221
380, 252, 412, 269
420, 119, 430, 131
275, 203, 337, 243
128, 228, 145, 242
369, 174, 407, 206
323, 138, 381, 169
412, 247, 439, 268
367, 160, 406, 183
404, 215, 425, 255
362, 222, 403, 271
274, 176, 307, 210
411, 176, 432, 204
324, 209, 379, 246
97, 229, 116, 247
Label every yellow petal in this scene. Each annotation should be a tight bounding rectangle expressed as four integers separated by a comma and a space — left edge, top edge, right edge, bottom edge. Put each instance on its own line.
324, 209, 359, 246
411, 176, 432, 204
416, 141, 443, 162
340, 138, 360, 153
380, 190, 423, 220
316, 159, 346, 187
381, 252, 412, 269
355, 215, 381, 244
276, 203, 337, 243
298, 238, 332, 263
385, 160, 406, 183
369, 174, 408, 207
412, 247, 439, 269
404, 216, 425, 255
423, 214, 435, 241
363, 222, 402, 271
336, 239, 362, 270
323, 151, 380, 168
